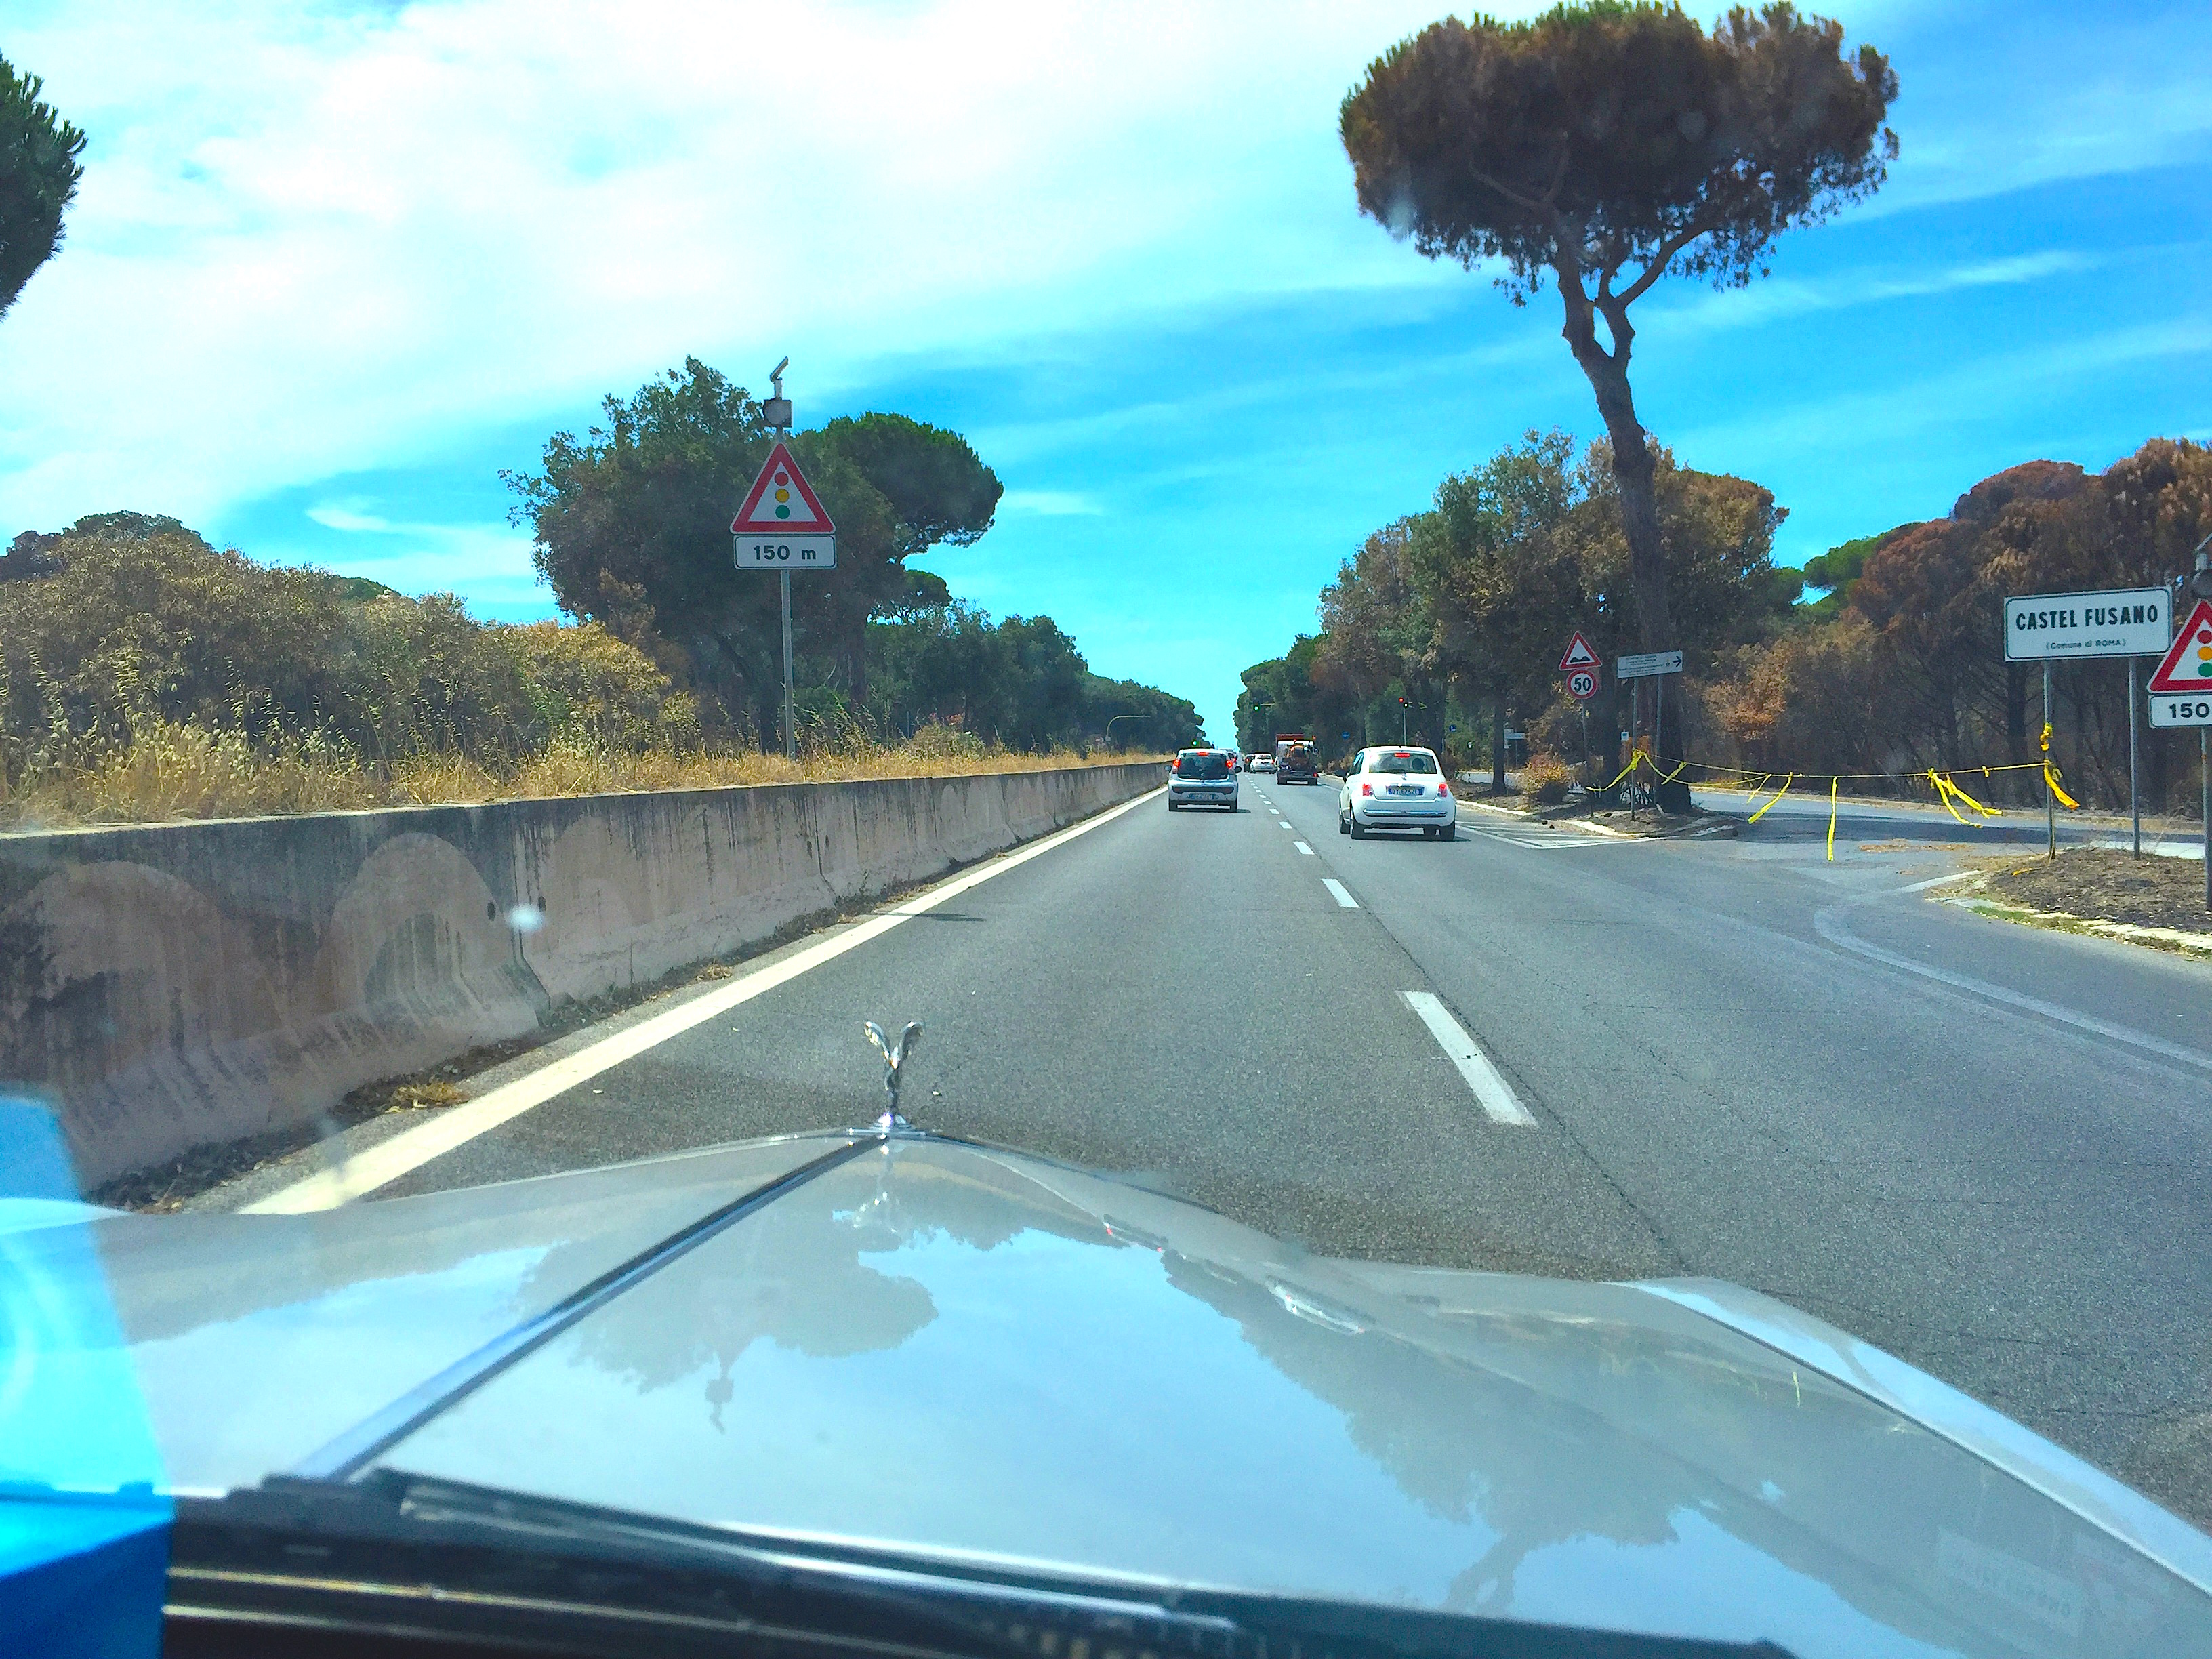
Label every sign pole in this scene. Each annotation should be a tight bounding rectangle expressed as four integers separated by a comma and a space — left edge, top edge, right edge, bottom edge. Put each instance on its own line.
2043, 663, 2055, 860
1629, 680, 1639, 821
2129, 661, 2141, 858
779, 569, 796, 761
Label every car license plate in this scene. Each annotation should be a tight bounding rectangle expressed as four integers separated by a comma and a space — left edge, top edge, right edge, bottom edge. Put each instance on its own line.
1388, 784, 1422, 796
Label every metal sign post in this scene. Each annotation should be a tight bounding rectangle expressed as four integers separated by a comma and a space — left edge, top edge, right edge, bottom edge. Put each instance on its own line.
2005, 586, 2174, 863
1616, 651, 1682, 817
2043, 663, 2055, 860
733, 359, 836, 760
2128, 665, 2141, 857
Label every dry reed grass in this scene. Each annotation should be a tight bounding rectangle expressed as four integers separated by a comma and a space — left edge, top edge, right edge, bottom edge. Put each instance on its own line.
0, 715, 1161, 831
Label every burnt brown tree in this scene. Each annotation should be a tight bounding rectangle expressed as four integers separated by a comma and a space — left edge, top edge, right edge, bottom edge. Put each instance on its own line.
1342, 2, 1895, 805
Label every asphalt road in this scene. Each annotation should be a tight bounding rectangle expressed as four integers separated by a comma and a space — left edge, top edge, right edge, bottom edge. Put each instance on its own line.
272, 775, 2212, 1524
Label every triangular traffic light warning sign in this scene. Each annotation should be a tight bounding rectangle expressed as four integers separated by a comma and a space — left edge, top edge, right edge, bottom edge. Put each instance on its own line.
1558, 631, 1601, 673
732, 442, 836, 535
2148, 600, 2212, 693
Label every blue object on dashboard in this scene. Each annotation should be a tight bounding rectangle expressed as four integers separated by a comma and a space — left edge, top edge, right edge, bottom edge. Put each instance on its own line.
0, 1097, 171, 1658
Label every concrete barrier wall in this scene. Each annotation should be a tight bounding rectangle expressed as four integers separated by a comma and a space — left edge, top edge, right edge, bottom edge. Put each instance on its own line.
0, 762, 1161, 1186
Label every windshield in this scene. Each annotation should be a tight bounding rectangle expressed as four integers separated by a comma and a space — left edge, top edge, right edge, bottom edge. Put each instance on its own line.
9, 4, 2212, 1653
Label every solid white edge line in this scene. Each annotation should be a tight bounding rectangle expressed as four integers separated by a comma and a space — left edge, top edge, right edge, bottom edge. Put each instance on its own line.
1321, 878, 1359, 909
242, 785, 1169, 1214
1897, 870, 1979, 893
1812, 904, 2212, 1075
1294, 842, 1314, 855
1401, 991, 1536, 1126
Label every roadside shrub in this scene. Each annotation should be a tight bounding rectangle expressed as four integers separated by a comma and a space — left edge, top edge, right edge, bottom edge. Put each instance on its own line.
1522, 752, 1572, 805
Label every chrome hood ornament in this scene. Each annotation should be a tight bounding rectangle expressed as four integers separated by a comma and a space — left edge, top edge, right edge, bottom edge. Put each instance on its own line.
862, 1021, 922, 1132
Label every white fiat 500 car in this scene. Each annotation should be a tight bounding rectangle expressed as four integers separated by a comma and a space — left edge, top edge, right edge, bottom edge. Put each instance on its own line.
1339, 746, 1455, 838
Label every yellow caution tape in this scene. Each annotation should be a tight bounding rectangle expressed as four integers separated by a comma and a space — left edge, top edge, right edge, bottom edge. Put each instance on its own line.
1746, 773, 1795, 823
1826, 777, 1839, 861
2044, 761, 2079, 810
2040, 722, 2053, 754
1926, 770, 1999, 826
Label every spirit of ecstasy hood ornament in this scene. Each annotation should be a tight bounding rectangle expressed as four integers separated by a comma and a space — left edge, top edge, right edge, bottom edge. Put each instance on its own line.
863, 1021, 922, 1132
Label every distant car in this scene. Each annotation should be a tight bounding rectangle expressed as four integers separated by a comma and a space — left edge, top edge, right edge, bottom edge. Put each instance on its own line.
1166, 748, 1239, 811
1338, 746, 1455, 839
1274, 743, 1319, 785
1249, 754, 1275, 773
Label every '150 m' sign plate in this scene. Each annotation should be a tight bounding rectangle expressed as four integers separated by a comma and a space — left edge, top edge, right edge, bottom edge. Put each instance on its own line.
2150, 694, 2212, 729
735, 537, 836, 569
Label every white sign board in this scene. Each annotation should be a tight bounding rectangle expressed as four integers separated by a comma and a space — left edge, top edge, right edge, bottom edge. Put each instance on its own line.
2003, 588, 2167, 661
1616, 650, 1683, 678
735, 535, 835, 569
2150, 693, 2212, 729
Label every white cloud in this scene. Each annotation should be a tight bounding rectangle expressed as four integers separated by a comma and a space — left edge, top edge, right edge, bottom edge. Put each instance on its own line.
304, 501, 392, 532
999, 489, 1105, 517
0, 0, 1468, 529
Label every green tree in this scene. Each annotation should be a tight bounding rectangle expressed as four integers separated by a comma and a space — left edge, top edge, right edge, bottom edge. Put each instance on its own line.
506, 360, 1000, 747
1420, 430, 1586, 784
1313, 520, 1451, 750
0, 57, 85, 319
1798, 525, 1907, 620
1340, 3, 1896, 804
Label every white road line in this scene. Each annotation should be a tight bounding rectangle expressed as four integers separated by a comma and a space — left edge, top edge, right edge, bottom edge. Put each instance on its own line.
1401, 992, 1536, 1126
1896, 870, 1979, 893
1278, 821, 1294, 830
243, 785, 1170, 1214
1812, 905, 2212, 1076
1294, 841, 1314, 855
1321, 878, 1359, 909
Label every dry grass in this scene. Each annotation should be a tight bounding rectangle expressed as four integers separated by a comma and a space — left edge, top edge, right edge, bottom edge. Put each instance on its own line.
0, 715, 1162, 831
1521, 752, 1574, 806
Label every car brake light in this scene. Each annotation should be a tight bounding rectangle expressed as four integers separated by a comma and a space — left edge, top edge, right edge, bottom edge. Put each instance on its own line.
1438, 783, 1450, 796
1361, 782, 1372, 796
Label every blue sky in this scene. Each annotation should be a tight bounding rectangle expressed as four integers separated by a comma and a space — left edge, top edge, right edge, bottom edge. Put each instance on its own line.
3, 1, 2207, 743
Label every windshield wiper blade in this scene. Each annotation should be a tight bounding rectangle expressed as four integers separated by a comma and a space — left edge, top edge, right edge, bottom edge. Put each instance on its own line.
167, 1473, 1795, 1659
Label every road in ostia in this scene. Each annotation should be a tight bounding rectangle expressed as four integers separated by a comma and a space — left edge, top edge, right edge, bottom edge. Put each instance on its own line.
239, 775, 2212, 1523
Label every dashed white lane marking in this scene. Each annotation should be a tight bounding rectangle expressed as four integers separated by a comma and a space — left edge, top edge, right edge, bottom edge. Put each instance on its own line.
1294, 842, 1314, 855
243, 785, 1170, 1214
1321, 878, 1359, 909
1278, 821, 1294, 830
1401, 992, 1536, 1126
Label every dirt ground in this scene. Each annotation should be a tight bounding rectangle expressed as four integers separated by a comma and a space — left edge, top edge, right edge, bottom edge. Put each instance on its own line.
1979, 847, 2212, 933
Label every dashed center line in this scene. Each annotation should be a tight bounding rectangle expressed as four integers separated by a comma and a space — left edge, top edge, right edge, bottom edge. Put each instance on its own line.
1294, 841, 1314, 855
1278, 821, 1293, 830
1321, 878, 1359, 909
1401, 992, 1536, 1126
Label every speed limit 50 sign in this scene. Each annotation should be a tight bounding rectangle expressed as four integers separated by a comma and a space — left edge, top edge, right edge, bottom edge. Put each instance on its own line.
1565, 668, 1599, 701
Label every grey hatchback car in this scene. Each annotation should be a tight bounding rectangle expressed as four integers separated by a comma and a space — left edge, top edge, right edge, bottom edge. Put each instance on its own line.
1166, 747, 1239, 811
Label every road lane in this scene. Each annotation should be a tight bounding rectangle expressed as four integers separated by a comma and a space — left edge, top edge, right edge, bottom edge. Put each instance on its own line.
1262, 773, 2212, 1523
371, 787, 1666, 1274
240, 760, 2212, 1523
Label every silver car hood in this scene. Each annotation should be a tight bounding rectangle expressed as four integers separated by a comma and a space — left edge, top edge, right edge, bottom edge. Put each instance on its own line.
9, 1130, 2212, 1657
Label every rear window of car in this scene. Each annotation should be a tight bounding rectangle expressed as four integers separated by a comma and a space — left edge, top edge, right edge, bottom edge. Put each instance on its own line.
1369, 752, 1438, 775
1176, 752, 1230, 779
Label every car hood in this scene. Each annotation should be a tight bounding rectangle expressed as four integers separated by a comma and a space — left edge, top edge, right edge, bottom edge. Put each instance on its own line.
10, 1130, 2212, 1657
